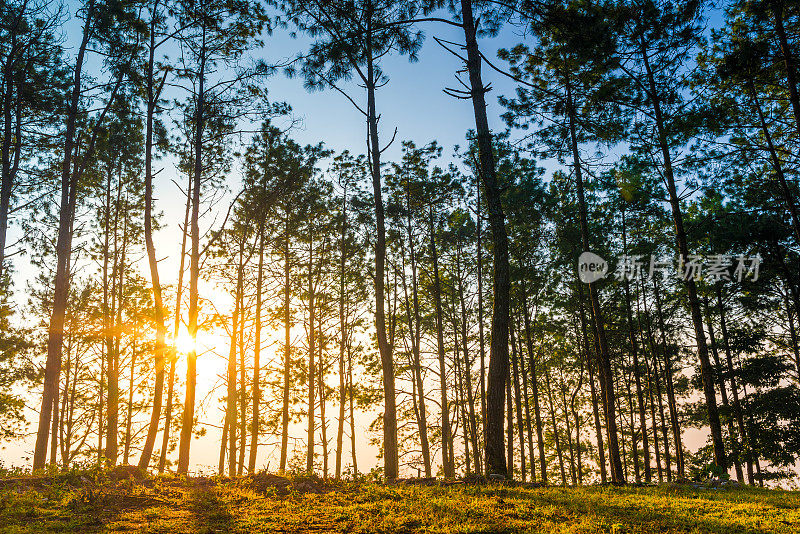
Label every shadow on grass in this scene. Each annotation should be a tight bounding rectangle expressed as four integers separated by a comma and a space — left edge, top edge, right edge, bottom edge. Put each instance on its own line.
501, 486, 798, 534
189, 485, 235, 534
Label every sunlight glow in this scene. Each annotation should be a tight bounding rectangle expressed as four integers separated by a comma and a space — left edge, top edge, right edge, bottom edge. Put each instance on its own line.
174, 328, 197, 355
172, 323, 229, 360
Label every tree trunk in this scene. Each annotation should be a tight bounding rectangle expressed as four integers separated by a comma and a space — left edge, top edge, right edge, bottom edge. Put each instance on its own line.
0, 19, 19, 280
280, 215, 291, 473
107, 178, 128, 467
566, 78, 624, 483
99, 166, 113, 465
773, 2, 800, 143
716, 286, 754, 484
58, 334, 73, 467
159, 173, 191, 473
505, 356, 513, 479
218, 408, 229, 475
476, 175, 486, 461
406, 204, 432, 477
404, 271, 425, 475
50, 387, 59, 466
336, 190, 348, 479
0, 3, 30, 279
453, 303, 471, 476
559, 367, 577, 486
139, 3, 169, 469
460, 0, 510, 478
652, 278, 685, 478
571, 383, 583, 485
177, 24, 206, 475
704, 297, 744, 482
745, 77, 800, 243
640, 39, 725, 470
643, 345, 662, 483
617, 395, 629, 479
227, 242, 243, 477
365, 13, 398, 481
544, 365, 566, 485
786, 295, 800, 384
249, 227, 265, 473
569, 317, 588, 485
98, 353, 105, 466
621, 209, 650, 483
306, 225, 316, 473
237, 282, 246, 476
318, 312, 328, 478
638, 276, 672, 482
348, 344, 357, 476
521, 286, 547, 483
509, 314, 526, 481
33, 0, 95, 470
623, 362, 640, 483
124, 335, 137, 465
516, 312, 536, 483
578, 283, 607, 483
456, 238, 481, 473
429, 211, 453, 477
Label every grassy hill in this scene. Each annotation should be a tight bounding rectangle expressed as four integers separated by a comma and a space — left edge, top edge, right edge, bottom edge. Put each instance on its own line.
0, 471, 798, 533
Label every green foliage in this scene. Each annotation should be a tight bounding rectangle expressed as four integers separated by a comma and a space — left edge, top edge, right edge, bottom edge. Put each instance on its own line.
0, 283, 35, 441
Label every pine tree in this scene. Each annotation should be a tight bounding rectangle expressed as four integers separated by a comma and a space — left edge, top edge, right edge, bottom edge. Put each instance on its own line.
283, 0, 426, 480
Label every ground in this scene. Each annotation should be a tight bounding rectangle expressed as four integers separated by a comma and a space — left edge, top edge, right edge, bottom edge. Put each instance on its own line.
0, 471, 798, 533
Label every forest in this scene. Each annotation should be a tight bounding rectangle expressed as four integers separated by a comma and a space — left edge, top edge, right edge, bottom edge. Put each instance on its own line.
1, 0, 800, 506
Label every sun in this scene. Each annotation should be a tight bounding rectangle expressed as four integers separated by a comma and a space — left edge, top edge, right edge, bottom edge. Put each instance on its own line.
173, 328, 197, 355
172, 325, 226, 356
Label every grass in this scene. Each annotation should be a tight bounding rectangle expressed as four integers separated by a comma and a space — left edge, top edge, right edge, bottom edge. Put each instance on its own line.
0, 472, 798, 533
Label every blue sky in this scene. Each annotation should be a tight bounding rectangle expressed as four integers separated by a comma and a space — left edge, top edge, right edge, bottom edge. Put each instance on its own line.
6, 5, 526, 471
4, 2, 730, 472
253, 15, 521, 170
